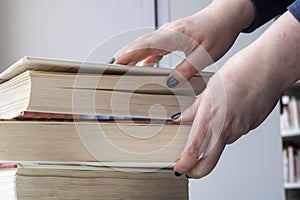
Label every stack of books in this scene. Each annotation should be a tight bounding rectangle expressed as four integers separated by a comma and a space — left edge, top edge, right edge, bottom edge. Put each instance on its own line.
0, 57, 211, 199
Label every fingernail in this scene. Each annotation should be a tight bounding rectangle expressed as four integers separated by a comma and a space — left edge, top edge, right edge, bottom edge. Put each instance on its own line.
107, 58, 116, 64
185, 175, 190, 178
174, 171, 182, 177
166, 76, 179, 88
171, 112, 181, 120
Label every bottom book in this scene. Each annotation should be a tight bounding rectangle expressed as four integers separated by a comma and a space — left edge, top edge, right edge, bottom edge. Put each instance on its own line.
0, 163, 188, 200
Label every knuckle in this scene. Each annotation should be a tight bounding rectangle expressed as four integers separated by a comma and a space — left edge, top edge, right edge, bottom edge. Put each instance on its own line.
160, 20, 181, 31
160, 22, 172, 29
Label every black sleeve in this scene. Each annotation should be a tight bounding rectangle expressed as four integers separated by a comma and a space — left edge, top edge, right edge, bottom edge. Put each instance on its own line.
242, 0, 295, 33
288, 0, 300, 23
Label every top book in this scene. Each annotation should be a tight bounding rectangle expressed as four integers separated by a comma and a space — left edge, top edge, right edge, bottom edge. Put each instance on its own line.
0, 57, 212, 119
0, 57, 212, 83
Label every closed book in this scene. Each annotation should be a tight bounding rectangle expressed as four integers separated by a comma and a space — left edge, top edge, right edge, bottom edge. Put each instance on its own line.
0, 57, 210, 119
0, 163, 188, 200
0, 120, 191, 166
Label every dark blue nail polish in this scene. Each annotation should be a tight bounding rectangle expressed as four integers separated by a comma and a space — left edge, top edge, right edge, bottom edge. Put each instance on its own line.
171, 112, 181, 120
174, 171, 182, 177
166, 76, 179, 88
107, 58, 116, 64
185, 175, 190, 178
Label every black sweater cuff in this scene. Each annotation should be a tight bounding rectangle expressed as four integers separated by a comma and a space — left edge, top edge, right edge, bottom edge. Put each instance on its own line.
243, 0, 295, 33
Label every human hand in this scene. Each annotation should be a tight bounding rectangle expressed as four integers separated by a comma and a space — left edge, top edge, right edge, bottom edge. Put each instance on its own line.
173, 11, 300, 178
114, 0, 255, 87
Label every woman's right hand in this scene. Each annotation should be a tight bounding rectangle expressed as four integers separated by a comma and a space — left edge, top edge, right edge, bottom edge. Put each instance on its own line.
114, 0, 255, 87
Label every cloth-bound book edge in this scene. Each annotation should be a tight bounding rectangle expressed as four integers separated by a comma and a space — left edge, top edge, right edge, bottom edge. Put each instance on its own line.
0, 111, 190, 125
7, 111, 173, 121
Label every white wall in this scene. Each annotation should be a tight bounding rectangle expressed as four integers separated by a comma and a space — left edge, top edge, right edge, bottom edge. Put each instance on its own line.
166, 0, 285, 199
0, 0, 155, 71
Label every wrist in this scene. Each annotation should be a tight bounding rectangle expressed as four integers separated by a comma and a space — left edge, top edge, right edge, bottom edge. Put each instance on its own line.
207, 0, 255, 33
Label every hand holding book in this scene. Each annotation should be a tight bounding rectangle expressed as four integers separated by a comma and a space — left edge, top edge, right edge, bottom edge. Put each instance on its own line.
113, 0, 255, 87
173, 12, 300, 178
113, 0, 300, 179
113, 0, 255, 178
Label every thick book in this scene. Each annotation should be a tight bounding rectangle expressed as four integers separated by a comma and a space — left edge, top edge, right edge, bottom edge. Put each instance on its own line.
0, 163, 188, 200
0, 121, 191, 166
0, 57, 211, 119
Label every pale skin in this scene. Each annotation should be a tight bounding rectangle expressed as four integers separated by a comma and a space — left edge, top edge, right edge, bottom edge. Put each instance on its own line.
115, 0, 300, 178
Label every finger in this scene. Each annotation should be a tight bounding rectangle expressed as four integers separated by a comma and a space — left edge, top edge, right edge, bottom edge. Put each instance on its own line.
140, 55, 164, 66
173, 93, 204, 123
174, 126, 211, 175
115, 49, 168, 65
185, 138, 226, 178
174, 89, 212, 173
115, 28, 199, 66
127, 61, 138, 66
113, 31, 169, 65
174, 94, 212, 174
167, 45, 214, 88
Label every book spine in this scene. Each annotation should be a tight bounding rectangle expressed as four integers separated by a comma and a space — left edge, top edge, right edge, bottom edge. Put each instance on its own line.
290, 97, 300, 131
283, 148, 289, 183
288, 145, 298, 183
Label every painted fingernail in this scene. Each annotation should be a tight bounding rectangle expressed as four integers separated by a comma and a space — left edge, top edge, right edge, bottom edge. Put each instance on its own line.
185, 175, 190, 178
171, 112, 181, 120
174, 171, 182, 177
166, 76, 179, 88
107, 58, 116, 64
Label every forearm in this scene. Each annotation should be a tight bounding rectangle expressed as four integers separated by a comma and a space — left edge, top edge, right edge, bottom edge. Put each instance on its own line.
219, 11, 300, 127
196, 0, 255, 34
259, 12, 300, 89
241, 11, 300, 90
